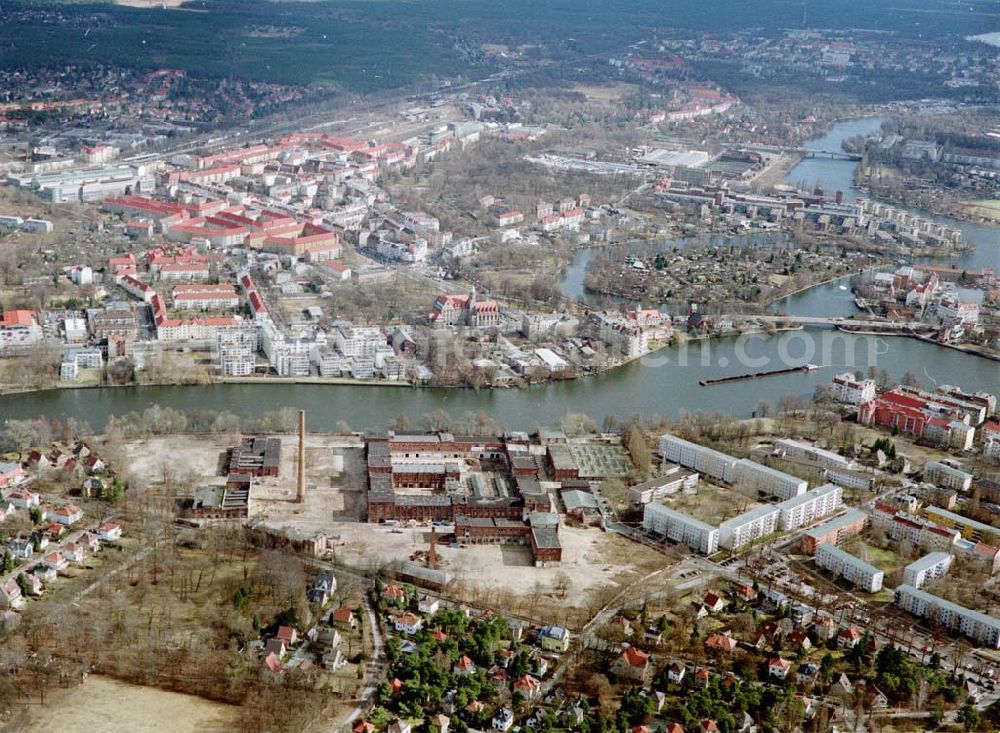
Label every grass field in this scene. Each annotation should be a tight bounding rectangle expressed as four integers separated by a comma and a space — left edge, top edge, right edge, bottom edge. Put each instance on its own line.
26, 676, 236, 733
962, 199, 1000, 221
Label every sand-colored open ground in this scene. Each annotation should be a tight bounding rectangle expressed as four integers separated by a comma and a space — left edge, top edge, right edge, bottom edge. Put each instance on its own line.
121, 433, 367, 519
26, 676, 235, 733
961, 199, 1000, 221
572, 82, 641, 102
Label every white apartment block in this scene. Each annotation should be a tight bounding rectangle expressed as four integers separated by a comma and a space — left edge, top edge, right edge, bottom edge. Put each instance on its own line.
923, 461, 973, 493
774, 439, 853, 470
718, 504, 780, 551
902, 552, 952, 589
336, 326, 385, 357
628, 465, 699, 504
824, 466, 875, 491
815, 544, 884, 592
872, 504, 960, 552
832, 372, 876, 405
776, 483, 843, 531
659, 434, 739, 483
642, 503, 719, 555
60, 347, 104, 380
172, 292, 240, 310
732, 459, 807, 500
894, 584, 1000, 648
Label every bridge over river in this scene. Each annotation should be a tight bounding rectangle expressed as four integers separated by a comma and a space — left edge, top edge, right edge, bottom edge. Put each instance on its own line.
734, 143, 863, 161
750, 314, 936, 331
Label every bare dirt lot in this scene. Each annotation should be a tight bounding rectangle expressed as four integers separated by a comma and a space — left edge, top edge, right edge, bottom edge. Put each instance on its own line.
120, 433, 366, 518
572, 82, 641, 103
25, 675, 236, 733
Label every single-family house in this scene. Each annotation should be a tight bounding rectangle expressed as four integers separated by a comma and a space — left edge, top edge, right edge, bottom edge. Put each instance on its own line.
20, 573, 42, 596
530, 651, 549, 677
30, 564, 56, 583
9, 539, 32, 560
6, 488, 39, 509
706, 634, 738, 653
78, 532, 100, 553
48, 504, 84, 526
837, 626, 862, 650
394, 612, 422, 635
264, 638, 287, 659
382, 583, 407, 606
787, 630, 811, 652
322, 649, 347, 670
453, 655, 476, 676
492, 707, 514, 732
417, 595, 440, 615
667, 661, 686, 683
430, 714, 450, 733
768, 657, 792, 680
331, 607, 356, 628
97, 521, 122, 541
308, 573, 335, 604
813, 616, 837, 642
276, 625, 298, 647
513, 674, 542, 700
353, 721, 376, 733
665, 724, 685, 733
42, 551, 68, 572
703, 592, 725, 613
829, 673, 854, 699
797, 662, 820, 685
61, 542, 85, 564
611, 615, 633, 636
538, 624, 570, 652
612, 645, 650, 682
263, 652, 283, 674
0, 579, 24, 610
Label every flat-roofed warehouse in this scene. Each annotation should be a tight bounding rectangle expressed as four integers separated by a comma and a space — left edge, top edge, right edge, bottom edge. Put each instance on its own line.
227, 436, 281, 477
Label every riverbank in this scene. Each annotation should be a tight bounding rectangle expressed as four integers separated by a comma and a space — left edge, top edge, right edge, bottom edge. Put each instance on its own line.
749, 152, 803, 189
910, 334, 1000, 362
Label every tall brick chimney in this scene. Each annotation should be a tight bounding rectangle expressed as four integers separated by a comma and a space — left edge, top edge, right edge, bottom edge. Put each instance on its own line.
296, 409, 306, 503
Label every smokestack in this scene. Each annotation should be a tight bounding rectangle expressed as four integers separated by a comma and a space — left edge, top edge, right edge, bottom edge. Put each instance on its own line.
296, 409, 306, 503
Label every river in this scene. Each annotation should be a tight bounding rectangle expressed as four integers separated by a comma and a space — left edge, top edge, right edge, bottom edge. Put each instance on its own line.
0, 119, 997, 430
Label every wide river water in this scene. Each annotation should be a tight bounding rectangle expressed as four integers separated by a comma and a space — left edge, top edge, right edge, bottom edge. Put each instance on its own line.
1, 118, 997, 430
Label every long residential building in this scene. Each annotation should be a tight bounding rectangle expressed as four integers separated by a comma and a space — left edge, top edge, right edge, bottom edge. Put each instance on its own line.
800, 509, 869, 554
922, 461, 973, 492
628, 465, 699, 505
902, 552, 952, 589
815, 544, 884, 592
732, 459, 807, 500
642, 503, 719, 555
894, 584, 1000, 648
718, 504, 780, 551
924, 506, 1000, 545
776, 483, 843, 531
873, 503, 960, 551
658, 433, 807, 499
774, 439, 853, 470
659, 434, 738, 483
